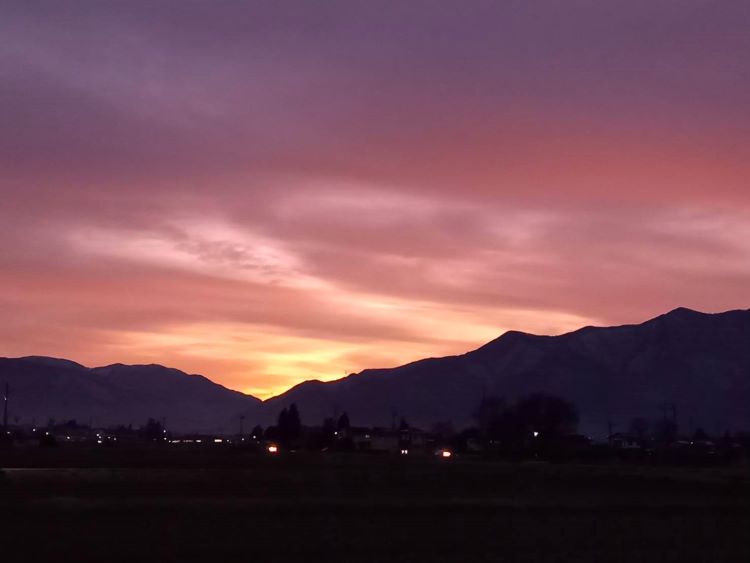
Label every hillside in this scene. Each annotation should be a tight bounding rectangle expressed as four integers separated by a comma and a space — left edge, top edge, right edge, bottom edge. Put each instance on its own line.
0, 357, 261, 433
4, 307, 750, 436
261, 308, 750, 435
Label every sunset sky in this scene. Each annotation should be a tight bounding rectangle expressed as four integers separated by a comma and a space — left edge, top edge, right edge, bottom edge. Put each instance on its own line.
1, 1, 749, 398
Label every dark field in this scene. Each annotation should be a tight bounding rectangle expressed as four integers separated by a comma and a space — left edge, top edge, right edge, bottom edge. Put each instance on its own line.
1, 447, 748, 562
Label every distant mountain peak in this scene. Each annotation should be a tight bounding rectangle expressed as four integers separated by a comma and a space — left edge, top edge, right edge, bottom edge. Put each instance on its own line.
17, 356, 86, 370
474, 328, 544, 354
499, 329, 534, 339
664, 307, 704, 317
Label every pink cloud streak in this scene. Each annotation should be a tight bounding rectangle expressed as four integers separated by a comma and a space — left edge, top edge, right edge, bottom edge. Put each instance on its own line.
1, 1, 749, 397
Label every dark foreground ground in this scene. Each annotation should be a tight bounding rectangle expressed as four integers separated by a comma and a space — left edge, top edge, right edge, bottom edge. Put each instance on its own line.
1, 447, 748, 562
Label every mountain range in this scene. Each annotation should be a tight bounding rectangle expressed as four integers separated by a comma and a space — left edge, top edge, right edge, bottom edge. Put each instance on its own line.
0, 357, 260, 433
2, 307, 750, 435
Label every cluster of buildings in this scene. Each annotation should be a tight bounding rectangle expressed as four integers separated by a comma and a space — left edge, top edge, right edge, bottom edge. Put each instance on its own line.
1, 421, 747, 466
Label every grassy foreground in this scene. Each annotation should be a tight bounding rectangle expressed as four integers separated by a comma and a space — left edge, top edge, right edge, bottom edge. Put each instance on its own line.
1, 448, 748, 562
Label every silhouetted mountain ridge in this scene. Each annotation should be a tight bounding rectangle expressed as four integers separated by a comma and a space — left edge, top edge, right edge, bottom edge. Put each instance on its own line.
261, 307, 750, 434
3, 307, 749, 435
0, 357, 261, 432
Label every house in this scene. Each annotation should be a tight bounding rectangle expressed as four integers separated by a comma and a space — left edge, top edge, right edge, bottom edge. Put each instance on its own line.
610, 433, 642, 449
350, 427, 429, 454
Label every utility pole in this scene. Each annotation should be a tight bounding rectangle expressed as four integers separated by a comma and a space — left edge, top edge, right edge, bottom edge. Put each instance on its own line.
3, 382, 9, 432
239, 415, 245, 437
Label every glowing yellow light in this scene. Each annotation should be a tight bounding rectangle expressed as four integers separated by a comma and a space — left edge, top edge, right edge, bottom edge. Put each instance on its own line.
400, 449, 408, 455
268, 445, 279, 453
441, 450, 452, 458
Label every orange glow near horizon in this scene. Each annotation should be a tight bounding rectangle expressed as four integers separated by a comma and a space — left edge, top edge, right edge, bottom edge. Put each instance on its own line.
1, 2, 750, 399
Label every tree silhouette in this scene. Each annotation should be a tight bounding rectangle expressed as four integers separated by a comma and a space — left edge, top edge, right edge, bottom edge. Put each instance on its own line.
629, 417, 650, 444
513, 393, 579, 438
277, 404, 302, 446
472, 393, 578, 454
654, 419, 677, 444
320, 417, 336, 448
140, 418, 165, 441
473, 396, 507, 436
277, 407, 289, 430
337, 412, 350, 431
287, 404, 301, 437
